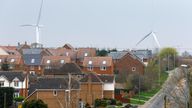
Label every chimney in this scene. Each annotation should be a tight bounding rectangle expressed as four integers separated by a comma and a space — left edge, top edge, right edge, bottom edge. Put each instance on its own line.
18, 42, 20, 46
25, 41, 27, 45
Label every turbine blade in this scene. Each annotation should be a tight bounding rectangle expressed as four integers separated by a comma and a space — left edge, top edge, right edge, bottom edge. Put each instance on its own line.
37, 0, 43, 25
152, 32, 161, 48
20, 24, 36, 27
136, 32, 152, 46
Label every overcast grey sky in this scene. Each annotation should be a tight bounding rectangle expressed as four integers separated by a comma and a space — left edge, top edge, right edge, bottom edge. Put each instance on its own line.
0, 0, 191, 50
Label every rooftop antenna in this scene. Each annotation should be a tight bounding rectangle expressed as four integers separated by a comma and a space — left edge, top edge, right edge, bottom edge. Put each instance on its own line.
21, 0, 44, 44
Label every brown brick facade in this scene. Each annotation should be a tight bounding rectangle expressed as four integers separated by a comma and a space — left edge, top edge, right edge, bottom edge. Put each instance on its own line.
114, 54, 145, 75
27, 90, 80, 108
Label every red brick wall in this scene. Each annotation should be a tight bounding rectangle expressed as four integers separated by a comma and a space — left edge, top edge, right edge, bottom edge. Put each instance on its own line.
82, 66, 114, 75
115, 54, 144, 75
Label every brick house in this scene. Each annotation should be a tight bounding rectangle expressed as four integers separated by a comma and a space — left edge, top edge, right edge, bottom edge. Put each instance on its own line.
108, 51, 145, 75
41, 56, 71, 70
76, 48, 97, 65
26, 77, 80, 108
0, 55, 24, 71
43, 63, 83, 81
79, 73, 115, 106
47, 48, 77, 62
0, 71, 28, 97
82, 57, 114, 75
131, 49, 152, 66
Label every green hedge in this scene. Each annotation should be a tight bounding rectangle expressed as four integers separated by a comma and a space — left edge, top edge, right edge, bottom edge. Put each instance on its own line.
0, 87, 14, 108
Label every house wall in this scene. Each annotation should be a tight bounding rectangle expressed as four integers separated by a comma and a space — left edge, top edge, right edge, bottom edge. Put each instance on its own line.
82, 66, 114, 75
24, 66, 43, 75
0, 76, 10, 87
115, 54, 145, 75
80, 83, 103, 105
103, 91, 114, 99
27, 90, 79, 108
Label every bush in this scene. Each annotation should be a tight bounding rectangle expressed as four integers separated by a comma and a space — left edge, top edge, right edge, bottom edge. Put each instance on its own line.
14, 96, 24, 102
23, 99, 47, 108
0, 87, 14, 108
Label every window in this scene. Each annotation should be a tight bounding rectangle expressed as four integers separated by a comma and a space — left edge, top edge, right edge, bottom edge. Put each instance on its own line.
102, 61, 106, 64
10, 59, 15, 63
60, 60, 65, 64
30, 71, 35, 75
45, 66, 51, 69
84, 53, 88, 57
14, 92, 19, 98
53, 90, 57, 96
100, 66, 107, 71
66, 52, 69, 56
0, 81, 4, 87
0, 59, 2, 63
88, 61, 92, 65
132, 67, 136, 71
87, 65, 93, 71
14, 81, 19, 87
38, 66, 41, 70
47, 60, 51, 64
31, 59, 35, 63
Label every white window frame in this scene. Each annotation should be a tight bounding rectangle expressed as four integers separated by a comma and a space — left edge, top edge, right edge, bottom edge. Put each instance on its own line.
31, 59, 35, 63
14, 92, 20, 98
60, 60, 65, 64
0, 59, 2, 63
46, 60, 51, 64
84, 53, 88, 57
30, 71, 35, 75
87, 65, 93, 71
10, 59, 15, 63
0, 81, 4, 87
132, 67, 136, 71
100, 66, 107, 71
14, 81, 19, 87
53, 90, 57, 96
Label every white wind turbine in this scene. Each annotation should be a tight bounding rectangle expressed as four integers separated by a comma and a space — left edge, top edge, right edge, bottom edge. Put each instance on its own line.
136, 31, 161, 49
21, 0, 44, 44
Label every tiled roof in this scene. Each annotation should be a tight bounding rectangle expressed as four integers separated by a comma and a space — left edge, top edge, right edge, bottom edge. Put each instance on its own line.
0, 48, 9, 55
44, 63, 82, 75
41, 56, 71, 65
98, 75, 114, 83
63, 43, 74, 50
47, 48, 77, 60
83, 57, 113, 67
28, 77, 80, 95
80, 73, 103, 83
0, 71, 25, 82
22, 49, 42, 55
108, 51, 128, 60
131, 49, 152, 59
77, 48, 96, 60
0, 55, 22, 64
23, 54, 42, 66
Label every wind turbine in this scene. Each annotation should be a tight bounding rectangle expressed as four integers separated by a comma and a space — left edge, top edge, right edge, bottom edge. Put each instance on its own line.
21, 0, 44, 44
136, 31, 161, 49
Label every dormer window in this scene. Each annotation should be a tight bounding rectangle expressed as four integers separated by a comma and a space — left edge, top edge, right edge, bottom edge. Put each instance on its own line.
84, 53, 88, 57
31, 59, 35, 63
88, 61, 92, 65
60, 60, 65, 64
14, 80, 19, 87
10, 59, 15, 63
102, 61, 106, 64
100, 66, 107, 71
66, 52, 69, 56
47, 60, 51, 64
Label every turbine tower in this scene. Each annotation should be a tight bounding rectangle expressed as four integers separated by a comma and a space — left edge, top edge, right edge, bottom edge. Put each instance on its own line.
136, 31, 161, 49
22, 0, 44, 44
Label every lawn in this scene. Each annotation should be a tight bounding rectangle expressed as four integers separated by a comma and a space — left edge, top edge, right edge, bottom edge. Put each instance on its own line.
128, 71, 168, 105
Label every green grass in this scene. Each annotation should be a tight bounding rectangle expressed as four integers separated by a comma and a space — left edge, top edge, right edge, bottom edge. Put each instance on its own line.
130, 99, 145, 105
